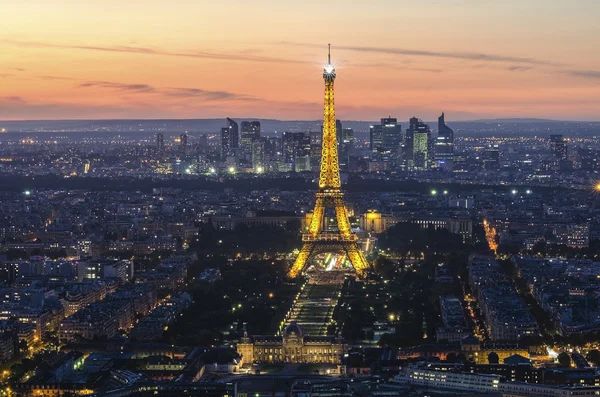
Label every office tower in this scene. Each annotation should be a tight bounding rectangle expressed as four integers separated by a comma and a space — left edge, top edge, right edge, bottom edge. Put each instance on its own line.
220, 118, 239, 159
240, 121, 261, 159
265, 137, 281, 160
282, 132, 295, 166
289, 45, 368, 278
282, 132, 311, 172
369, 123, 383, 153
227, 118, 239, 150
156, 133, 164, 156
550, 134, 569, 170
370, 117, 403, 163
252, 137, 266, 171
483, 145, 500, 170
335, 120, 343, 148
435, 112, 454, 171
309, 131, 322, 170
339, 127, 354, 171
413, 130, 429, 169
220, 126, 230, 159
406, 117, 431, 170
179, 134, 187, 155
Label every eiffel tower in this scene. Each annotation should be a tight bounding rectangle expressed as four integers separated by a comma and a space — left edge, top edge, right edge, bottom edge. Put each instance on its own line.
289, 45, 370, 278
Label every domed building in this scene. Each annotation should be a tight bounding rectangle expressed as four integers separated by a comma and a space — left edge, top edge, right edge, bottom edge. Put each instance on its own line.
237, 322, 347, 365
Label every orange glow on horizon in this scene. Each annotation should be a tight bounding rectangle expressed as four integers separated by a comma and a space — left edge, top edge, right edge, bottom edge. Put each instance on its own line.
1, 0, 600, 121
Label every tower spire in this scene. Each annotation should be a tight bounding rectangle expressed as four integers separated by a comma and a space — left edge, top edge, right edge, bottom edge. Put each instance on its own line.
328, 43, 331, 64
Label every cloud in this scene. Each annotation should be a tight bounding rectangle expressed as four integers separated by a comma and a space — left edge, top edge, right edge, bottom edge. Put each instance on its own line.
356, 62, 442, 73
0, 39, 307, 65
78, 79, 253, 102
0, 74, 15, 78
79, 80, 156, 93
0, 96, 25, 102
163, 87, 255, 101
507, 66, 532, 72
39, 75, 74, 81
565, 70, 600, 79
281, 41, 560, 67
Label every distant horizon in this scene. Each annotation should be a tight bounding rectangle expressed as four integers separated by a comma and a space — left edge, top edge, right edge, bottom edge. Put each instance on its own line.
2, 116, 600, 124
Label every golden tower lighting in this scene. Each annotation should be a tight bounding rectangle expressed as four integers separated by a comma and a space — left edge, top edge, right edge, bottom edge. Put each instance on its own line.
289, 44, 370, 278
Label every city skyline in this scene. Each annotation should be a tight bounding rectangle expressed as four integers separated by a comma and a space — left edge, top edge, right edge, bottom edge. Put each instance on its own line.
2, 0, 600, 121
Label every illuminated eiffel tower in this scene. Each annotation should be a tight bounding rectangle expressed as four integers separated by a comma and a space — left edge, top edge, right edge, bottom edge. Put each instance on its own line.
289, 45, 370, 278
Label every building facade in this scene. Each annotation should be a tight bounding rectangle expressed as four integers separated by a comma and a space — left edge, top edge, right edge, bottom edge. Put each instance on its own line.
237, 323, 347, 365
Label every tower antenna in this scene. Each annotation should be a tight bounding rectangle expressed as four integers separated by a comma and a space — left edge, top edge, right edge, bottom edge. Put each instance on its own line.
328, 43, 331, 64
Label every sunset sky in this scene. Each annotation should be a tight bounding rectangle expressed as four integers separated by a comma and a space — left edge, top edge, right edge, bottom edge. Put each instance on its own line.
1, 0, 600, 121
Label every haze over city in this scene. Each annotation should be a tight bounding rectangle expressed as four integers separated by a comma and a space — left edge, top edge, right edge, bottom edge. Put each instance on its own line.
2, 0, 600, 121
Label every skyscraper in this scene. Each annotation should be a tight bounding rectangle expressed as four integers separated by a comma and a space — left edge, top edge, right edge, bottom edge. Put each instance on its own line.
370, 118, 403, 163
483, 145, 500, 170
435, 113, 454, 171
179, 133, 187, 155
227, 118, 239, 151
156, 133, 164, 157
220, 118, 239, 159
220, 126, 230, 159
406, 117, 431, 170
252, 137, 266, 171
550, 134, 569, 170
282, 132, 311, 172
339, 127, 354, 171
309, 131, 322, 170
240, 121, 261, 159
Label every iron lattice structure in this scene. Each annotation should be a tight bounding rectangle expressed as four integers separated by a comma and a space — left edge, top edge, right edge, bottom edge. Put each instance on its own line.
289, 45, 370, 278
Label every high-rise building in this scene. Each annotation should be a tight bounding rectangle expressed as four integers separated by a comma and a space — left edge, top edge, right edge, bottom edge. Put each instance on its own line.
227, 118, 239, 150
369, 123, 383, 153
220, 118, 239, 158
413, 131, 429, 170
179, 134, 187, 155
435, 112, 454, 171
339, 127, 354, 171
282, 132, 311, 172
252, 137, 266, 171
156, 133, 164, 157
406, 117, 431, 170
220, 127, 230, 159
370, 118, 403, 165
483, 145, 500, 170
550, 134, 569, 170
309, 131, 322, 170
240, 121, 261, 159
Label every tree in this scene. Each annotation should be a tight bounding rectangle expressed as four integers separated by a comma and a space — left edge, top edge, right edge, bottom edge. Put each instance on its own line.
531, 240, 547, 256
586, 350, 600, 366
557, 352, 572, 368
488, 352, 499, 364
